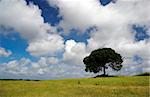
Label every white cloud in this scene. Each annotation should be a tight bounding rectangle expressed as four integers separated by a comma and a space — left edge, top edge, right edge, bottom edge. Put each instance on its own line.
0, 0, 48, 41
48, 0, 150, 34
118, 57, 150, 75
47, 0, 150, 74
30, 57, 50, 75
47, 57, 59, 65
47, 0, 150, 58
0, 0, 64, 56
1, 56, 149, 79
0, 57, 93, 79
26, 34, 64, 56
0, 47, 12, 57
1, 58, 30, 75
63, 40, 89, 65
0, 57, 49, 75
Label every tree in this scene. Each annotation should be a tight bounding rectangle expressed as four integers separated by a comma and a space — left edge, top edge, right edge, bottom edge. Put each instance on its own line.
83, 48, 123, 76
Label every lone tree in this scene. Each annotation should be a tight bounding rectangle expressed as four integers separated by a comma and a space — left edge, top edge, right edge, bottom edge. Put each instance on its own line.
83, 48, 123, 76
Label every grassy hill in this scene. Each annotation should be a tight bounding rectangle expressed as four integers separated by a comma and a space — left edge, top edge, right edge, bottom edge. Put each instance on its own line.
0, 76, 149, 97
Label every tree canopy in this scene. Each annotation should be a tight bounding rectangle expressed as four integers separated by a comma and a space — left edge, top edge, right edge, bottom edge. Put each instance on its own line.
83, 48, 123, 76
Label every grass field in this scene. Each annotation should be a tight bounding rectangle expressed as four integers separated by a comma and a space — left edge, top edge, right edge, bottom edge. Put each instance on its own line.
0, 76, 149, 97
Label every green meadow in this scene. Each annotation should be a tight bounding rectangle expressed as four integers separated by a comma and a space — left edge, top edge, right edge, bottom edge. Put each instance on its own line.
0, 76, 149, 97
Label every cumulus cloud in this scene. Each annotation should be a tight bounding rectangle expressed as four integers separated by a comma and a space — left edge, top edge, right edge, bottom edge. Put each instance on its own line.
0, 57, 93, 79
63, 40, 89, 65
1, 58, 30, 75
0, 0, 64, 56
0, 47, 12, 57
47, 57, 59, 65
47, 0, 150, 53
48, 0, 150, 33
26, 34, 64, 56
0, 0, 48, 41
0, 57, 50, 76
47, 0, 150, 75
118, 57, 150, 75
1, 56, 149, 79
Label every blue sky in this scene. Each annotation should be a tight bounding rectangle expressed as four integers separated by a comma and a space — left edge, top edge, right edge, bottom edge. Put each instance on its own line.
0, 0, 150, 79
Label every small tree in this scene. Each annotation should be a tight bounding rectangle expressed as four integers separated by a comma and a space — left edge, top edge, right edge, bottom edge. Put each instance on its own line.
83, 48, 123, 76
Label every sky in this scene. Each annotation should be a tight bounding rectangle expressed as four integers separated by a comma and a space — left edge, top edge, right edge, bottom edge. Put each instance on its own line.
0, 0, 150, 79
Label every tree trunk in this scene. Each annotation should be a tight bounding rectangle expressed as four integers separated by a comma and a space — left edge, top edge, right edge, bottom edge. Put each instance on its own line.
103, 66, 106, 76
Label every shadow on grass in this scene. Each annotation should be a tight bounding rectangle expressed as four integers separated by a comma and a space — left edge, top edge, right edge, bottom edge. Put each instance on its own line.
93, 74, 117, 78
93, 72, 150, 78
